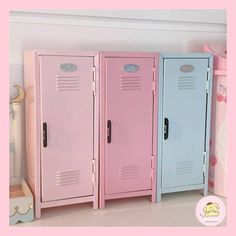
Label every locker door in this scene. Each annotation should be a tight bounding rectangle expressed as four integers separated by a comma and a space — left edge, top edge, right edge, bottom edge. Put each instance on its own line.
162, 58, 209, 189
40, 56, 94, 202
105, 57, 154, 195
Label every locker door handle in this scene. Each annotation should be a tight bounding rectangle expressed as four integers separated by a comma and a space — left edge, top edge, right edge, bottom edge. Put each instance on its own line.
43, 122, 47, 147
164, 118, 169, 140
107, 120, 112, 143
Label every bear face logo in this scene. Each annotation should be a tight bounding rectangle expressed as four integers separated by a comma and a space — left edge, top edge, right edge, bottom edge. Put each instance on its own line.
203, 202, 220, 217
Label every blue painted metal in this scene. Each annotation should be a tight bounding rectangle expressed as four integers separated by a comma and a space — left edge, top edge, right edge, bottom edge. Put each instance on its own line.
157, 53, 213, 202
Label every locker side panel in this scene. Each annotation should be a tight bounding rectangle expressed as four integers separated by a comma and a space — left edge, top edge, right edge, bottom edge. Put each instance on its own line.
24, 51, 41, 218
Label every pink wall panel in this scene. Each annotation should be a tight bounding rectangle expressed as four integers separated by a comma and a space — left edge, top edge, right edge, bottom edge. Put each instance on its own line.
204, 44, 227, 197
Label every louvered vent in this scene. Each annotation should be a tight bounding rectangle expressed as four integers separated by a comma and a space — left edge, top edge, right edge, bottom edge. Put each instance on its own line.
56, 76, 80, 91
118, 165, 140, 180
176, 76, 196, 90
175, 161, 193, 175
120, 76, 141, 91
56, 170, 79, 186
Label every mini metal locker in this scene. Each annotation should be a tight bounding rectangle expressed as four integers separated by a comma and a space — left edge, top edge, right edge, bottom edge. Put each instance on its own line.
99, 52, 158, 208
157, 53, 213, 202
24, 50, 99, 218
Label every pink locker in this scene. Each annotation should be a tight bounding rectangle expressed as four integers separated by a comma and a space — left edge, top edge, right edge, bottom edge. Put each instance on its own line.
99, 52, 158, 208
24, 50, 99, 218
203, 44, 227, 197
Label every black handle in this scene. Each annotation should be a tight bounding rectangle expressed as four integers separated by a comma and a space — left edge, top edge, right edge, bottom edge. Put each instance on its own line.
43, 122, 47, 147
164, 118, 169, 140
107, 120, 112, 143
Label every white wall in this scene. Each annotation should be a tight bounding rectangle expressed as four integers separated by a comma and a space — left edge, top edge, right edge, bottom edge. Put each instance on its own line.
10, 10, 226, 98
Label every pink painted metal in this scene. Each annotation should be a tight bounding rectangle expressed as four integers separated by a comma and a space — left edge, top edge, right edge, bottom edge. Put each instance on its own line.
24, 50, 99, 218
99, 51, 158, 208
203, 44, 227, 197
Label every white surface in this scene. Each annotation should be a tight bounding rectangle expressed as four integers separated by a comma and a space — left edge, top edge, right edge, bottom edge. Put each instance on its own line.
16, 191, 226, 226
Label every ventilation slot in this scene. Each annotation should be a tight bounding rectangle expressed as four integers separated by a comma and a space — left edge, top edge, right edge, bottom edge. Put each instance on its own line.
120, 76, 141, 91
176, 161, 193, 175
176, 77, 196, 90
118, 165, 140, 180
56, 170, 79, 186
56, 76, 80, 91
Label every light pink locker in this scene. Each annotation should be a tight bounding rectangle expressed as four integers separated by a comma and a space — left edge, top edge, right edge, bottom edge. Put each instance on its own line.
99, 52, 158, 208
203, 44, 227, 197
24, 50, 99, 218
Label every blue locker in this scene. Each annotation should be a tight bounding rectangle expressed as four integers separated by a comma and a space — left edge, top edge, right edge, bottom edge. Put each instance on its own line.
157, 53, 213, 202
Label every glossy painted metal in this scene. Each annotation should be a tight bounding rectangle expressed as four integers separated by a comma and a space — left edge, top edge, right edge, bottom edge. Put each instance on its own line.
24, 50, 99, 218
157, 53, 213, 202
99, 51, 158, 208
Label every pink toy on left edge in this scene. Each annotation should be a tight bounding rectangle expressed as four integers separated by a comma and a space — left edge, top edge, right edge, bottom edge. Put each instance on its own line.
203, 44, 227, 197
24, 50, 99, 218
99, 52, 158, 208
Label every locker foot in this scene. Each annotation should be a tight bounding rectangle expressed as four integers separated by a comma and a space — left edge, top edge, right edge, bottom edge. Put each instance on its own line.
99, 200, 105, 209
93, 200, 98, 210
35, 208, 41, 219
151, 193, 156, 203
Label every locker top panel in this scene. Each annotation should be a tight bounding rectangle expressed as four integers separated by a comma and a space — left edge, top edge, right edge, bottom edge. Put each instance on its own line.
100, 51, 159, 59
24, 50, 98, 57
160, 52, 213, 60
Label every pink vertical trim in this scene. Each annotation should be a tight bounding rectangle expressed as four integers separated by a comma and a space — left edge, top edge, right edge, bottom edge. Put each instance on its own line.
99, 52, 106, 209
93, 54, 100, 210
151, 54, 159, 203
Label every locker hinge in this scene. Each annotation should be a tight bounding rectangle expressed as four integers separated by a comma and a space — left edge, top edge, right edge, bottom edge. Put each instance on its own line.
92, 66, 96, 96
206, 67, 210, 93
92, 159, 96, 188
206, 80, 210, 94
203, 152, 207, 178
152, 81, 156, 95
152, 67, 157, 95
151, 155, 155, 183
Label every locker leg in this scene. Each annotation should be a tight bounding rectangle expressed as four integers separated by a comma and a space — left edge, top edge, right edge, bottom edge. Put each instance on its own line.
151, 190, 156, 203
99, 197, 105, 209
156, 190, 162, 203
203, 186, 208, 196
93, 197, 98, 210
35, 205, 41, 219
